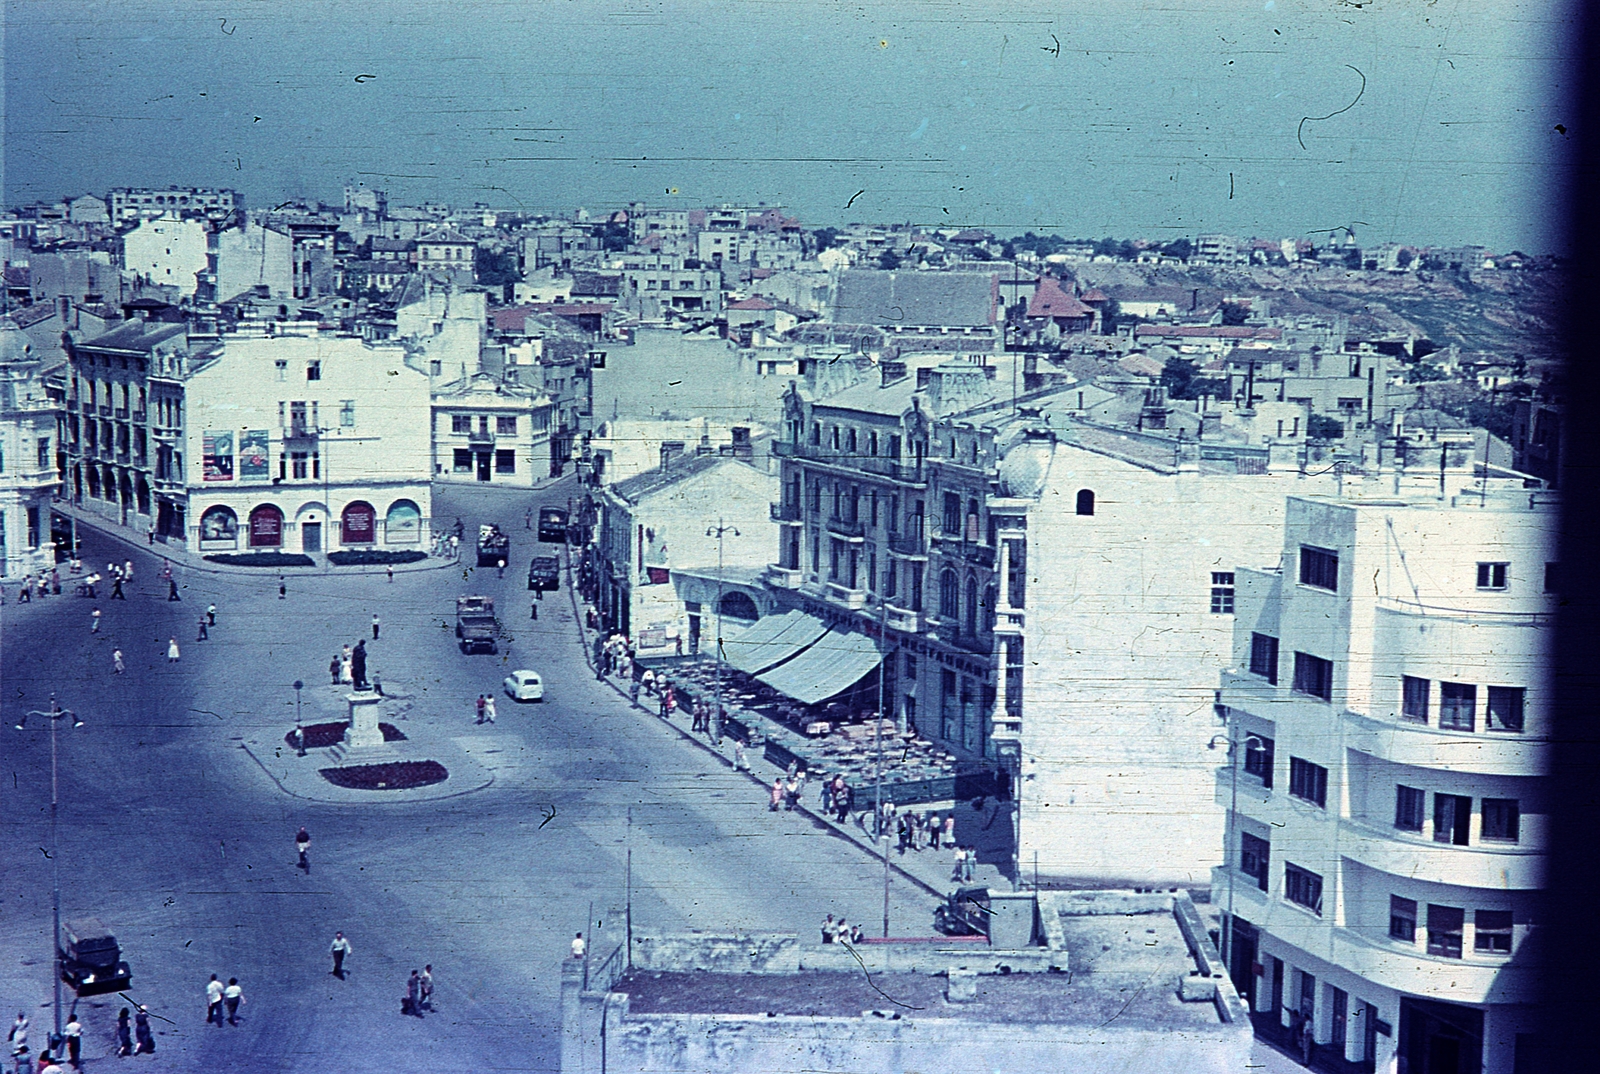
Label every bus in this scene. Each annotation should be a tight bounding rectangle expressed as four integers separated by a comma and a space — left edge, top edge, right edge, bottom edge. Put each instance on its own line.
537, 506, 569, 543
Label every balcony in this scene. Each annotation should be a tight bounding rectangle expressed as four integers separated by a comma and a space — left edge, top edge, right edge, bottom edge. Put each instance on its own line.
98, 403, 112, 416
766, 564, 803, 589
1339, 815, 1544, 890
932, 534, 996, 569
824, 581, 868, 609
825, 516, 866, 541
115, 406, 129, 419
770, 501, 802, 523
884, 603, 922, 632
993, 611, 1024, 635
66, 397, 78, 412
1342, 708, 1549, 776
468, 429, 496, 445
887, 531, 927, 558
284, 423, 318, 442
772, 440, 800, 457
132, 409, 147, 424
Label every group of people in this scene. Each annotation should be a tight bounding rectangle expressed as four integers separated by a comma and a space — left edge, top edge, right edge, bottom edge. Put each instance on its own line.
892, 808, 957, 855
819, 914, 866, 946
3, 567, 61, 603
329, 640, 372, 692
203, 974, 247, 1027
8, 1010, 88, 1071
401, 966, 436, 1018
474, 693, 499, 724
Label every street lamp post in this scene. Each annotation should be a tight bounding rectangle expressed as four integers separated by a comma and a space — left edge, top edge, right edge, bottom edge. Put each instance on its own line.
293, 680, 305, 755
875, 596, 890, 938
16, 694, 83, 1053
705, 520, 739, 733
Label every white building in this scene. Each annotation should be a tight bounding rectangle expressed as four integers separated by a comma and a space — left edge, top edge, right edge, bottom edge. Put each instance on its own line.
214, 221, 294, 302
431, 372, 555, 487
108, 187, 237, 223
183, 325, 433, 554
0, 320, 60, 580
122, 216, 208, 298
1215, 487, 1554, 1074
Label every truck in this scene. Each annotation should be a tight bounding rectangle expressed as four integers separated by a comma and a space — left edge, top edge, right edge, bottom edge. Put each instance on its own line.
59, 917, 133, 996
527, 555, 560, 592
537, 506, 569, 544
477, 524, 510, 568
455, 596, 499, 654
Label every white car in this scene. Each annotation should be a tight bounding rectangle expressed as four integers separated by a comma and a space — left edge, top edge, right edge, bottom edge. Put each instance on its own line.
503, 669, 545, 702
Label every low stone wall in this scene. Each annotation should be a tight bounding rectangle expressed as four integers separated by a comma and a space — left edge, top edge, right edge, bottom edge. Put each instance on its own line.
629, 933, 799, 975
798, 941, 1065, 975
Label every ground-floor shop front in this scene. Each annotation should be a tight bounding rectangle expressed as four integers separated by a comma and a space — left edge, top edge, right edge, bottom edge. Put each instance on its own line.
188, 484, 434, 555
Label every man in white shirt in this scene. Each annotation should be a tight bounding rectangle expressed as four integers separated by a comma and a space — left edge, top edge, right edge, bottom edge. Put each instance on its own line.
571, 933, 586, 959
205, 975, 225, 1026
223, 978, 244, 1025
331, 932, 353, 978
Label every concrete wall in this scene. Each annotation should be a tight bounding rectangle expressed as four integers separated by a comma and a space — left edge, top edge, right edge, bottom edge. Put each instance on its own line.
591, 328, 781, 425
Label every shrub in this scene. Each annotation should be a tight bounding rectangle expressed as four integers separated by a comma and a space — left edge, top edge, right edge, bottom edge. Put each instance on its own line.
320, 760, 447, 790
327, 549, 428, 566
203, 552, 315, 567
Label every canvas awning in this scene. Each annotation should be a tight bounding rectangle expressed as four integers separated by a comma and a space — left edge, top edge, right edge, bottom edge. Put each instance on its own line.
720, 610, 829, 675
754, 629, 884, 706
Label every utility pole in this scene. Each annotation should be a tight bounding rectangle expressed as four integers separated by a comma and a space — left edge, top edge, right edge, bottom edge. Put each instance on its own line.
16, 694, 83, 1053
705, 520, 740, 731
876, 596, 890, 938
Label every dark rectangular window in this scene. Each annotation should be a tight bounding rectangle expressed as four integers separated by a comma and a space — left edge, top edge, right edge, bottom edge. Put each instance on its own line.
1427, 905, 1464, 959
306, 360, 321, 381
1395, 785, 1426, 831
496, 416, 517, 435
1434, 793, 1472, 846
1475, 909, 1513, 953
452, 448, 472, 472
1289, 758, 1328, 807
1476, 561, 1508, 590
1390, 896, 1417, 943
1482, 798, 1520, 842
1249, 633, 1279, 683
943, 492, 962, 535
1299, 545, 1339, 590
1487, 686, 1525, 732
1439, 682, 1476, 731
494, 449, 515, 474
1240, 832, 1270, 891
1244, 735, 1274, 787
1284, 864, 1323, 915
1402, 676, 1431, 722
1211, 572, 1235, 614
1293, 652, 1333, 700
451, 415, 471, 434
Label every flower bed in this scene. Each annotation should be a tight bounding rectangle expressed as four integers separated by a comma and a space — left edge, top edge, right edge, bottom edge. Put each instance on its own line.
286, 721, 406, 750
319, 760, 447, 791
327, 549, 429, 566
203, 552, 316, 568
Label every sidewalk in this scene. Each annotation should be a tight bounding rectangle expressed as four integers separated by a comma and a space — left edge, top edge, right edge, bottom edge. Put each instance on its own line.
563, 558, 994, 903
53, 501, 456, 579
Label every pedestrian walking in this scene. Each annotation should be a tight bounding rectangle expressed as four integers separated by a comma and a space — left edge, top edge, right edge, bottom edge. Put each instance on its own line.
206, 974, 225, 1025
278, 575, 286, 599
1299, 1010, 1315, 1066
475, 695, 487, 724
114, 1010, 132, 1056
530, 601, 538, 621
148, 526, 156, 545
296, 827, 311, 872
8, 1014, 27, 1061
897, 812, 912, 854
783, 775, 800, 811
207, 603, 217, 626
821, 914, 836, 943
51, 569, 61, 595
123, 560, 133, 582
62, 1015, 80, 1067
133, 1007, 154, 1054
629, 677, 640, 707
167, 578, 180, 601
964, 846, 978, 882
16, 576, 29, 602
110, 575, 125, 600
340, 645, 353, 684
330, 654, 341, 685
330, 932, 353, 978
733, 738, 749, 771
372, 614, 380, 640
571, 933, 586, 960
90, 607, 101, 632
943, 814, 955, 849
224, 978, 244, 1024
197, 617, 209, 641
525, 507, 533, 530
769, 777, 784, 812
483, 694, 497, 723
497, 558, 506, 579
167, 638, 180, 663
951, 846, 967, 883
420, 965, 435, 1011
386, 565, 394, 583
404, 971, 422, 1017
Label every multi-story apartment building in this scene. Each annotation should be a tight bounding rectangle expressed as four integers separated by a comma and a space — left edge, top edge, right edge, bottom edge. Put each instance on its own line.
108, 187, 237, 224
1215, 487, 1553, 1074
431, 372, 555, 487
122, 216, 209, 298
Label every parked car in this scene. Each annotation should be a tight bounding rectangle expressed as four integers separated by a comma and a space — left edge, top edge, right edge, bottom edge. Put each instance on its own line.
503, 669, 545, 702
59, 917, 133, 995
537, 507, 569, 543
933, 886, 992, 937
527, 556, 560, 591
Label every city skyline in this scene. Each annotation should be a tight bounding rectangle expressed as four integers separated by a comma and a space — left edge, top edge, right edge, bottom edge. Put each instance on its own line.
2, 0, 1576, 253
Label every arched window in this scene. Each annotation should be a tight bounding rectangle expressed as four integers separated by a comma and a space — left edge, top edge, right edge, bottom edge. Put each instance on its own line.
718, 592, 759, 621
199, 505, 238, 545
964, 573, 979, 636
341, 501, 377, 544
940, 568, 960, 619
248, 503, 284, 547
385, 499, 422, 544
1076, 489, 1095, 516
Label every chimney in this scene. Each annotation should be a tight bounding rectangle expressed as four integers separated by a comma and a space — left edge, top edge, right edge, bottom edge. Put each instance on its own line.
880, 359, 907, 387
916, 367, 933, 389
660, 441, 686, 469
731, 426, 753, 458
1190, 288, 1199, 311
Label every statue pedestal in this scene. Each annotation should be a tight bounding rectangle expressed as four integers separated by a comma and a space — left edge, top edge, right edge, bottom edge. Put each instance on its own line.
344, 692, 386, 749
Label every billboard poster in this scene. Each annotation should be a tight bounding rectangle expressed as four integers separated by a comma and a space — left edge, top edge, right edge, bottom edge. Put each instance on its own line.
203, 431, 234, 482
238, 430, 270, 480
341, 501, 376, 543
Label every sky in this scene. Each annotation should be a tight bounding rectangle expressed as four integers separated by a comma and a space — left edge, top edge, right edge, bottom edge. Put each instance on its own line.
0, 0, 1578, 252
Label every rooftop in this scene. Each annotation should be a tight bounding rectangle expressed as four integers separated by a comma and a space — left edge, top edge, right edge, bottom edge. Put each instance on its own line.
831, 269, 997, 328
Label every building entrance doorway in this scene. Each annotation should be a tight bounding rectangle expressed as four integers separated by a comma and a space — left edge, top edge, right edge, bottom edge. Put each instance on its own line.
302, 522, 322, 553
477, 451, 492, 481
1401, 997, 1483, 1074
1229, 917, 1258, 1006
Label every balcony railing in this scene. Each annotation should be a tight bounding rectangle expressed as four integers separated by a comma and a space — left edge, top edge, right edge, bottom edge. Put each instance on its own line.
826, 516, 866, 540
888, 531, 927, 557
770, 501, 802, 523
467, 429, 496, 444
114, 406, 129, 419
772, 441, 925, 483
66, 397, 78, 412
131, 409, 147, 424
98, 403, 113, 416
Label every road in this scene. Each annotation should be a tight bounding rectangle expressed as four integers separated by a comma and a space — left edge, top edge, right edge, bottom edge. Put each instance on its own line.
0, 478, 936, 1072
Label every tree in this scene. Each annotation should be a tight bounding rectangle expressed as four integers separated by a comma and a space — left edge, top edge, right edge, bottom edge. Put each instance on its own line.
1092, 236, 1120, 259
1219, 301, 1250, 326
1160, 238, 1194, 261
1343, 248, 1363, 269
877, 248, 902, 270
1117, 239, 1139, 262
1000, 241, 1016, 260
1408, 362, 1449, 383
1396, 248, 1415, 269
1161, 357, 1227, 400
813, 227, 841, 253
1307, 414, 1344, 440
